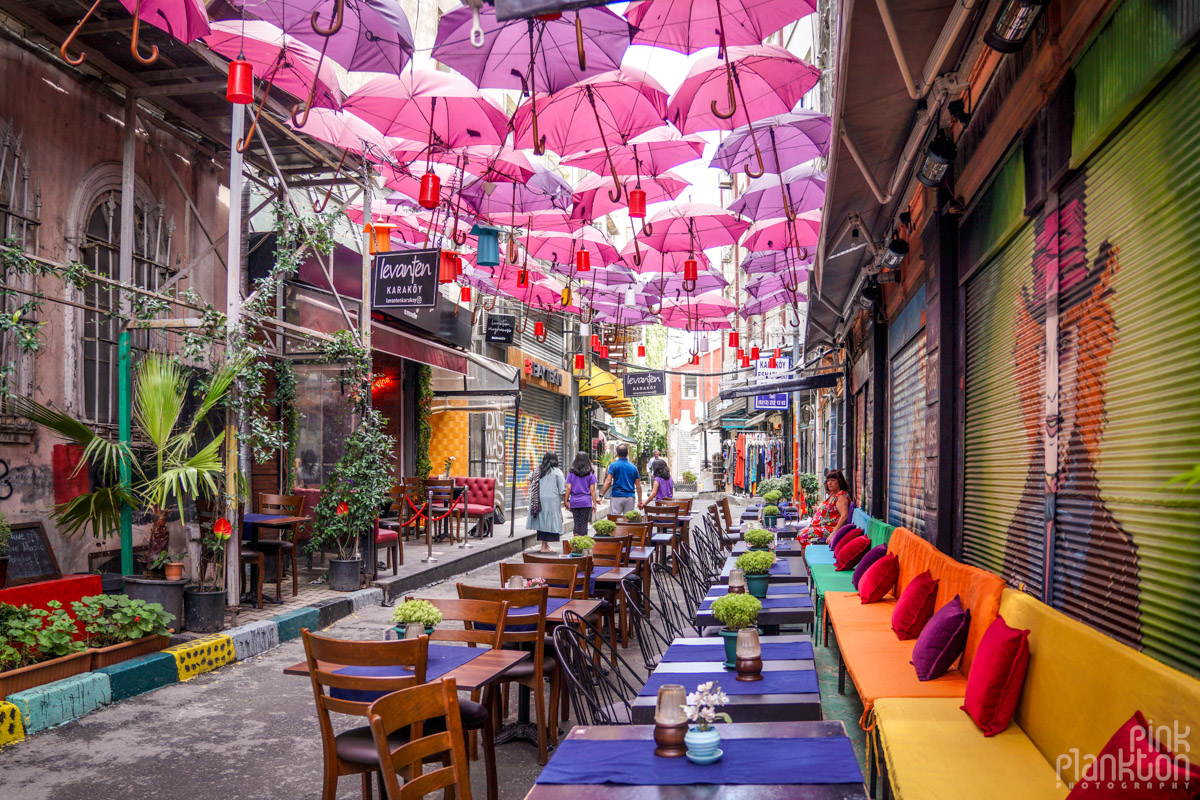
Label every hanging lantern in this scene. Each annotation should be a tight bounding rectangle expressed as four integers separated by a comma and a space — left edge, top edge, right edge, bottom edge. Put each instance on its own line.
751, 346, 760, 360
729, 331, 739, 348
591, 334, 601, 350
517, 269, 530, 287
561, 286, 572, 306
741, 356, 750, 368
737, 348, 745, 359
599, 345, 609, 359
438, 251, 458, 283
366, 223, 394, 255
470, 223, 502, 267
628, 188, 647, 218
576, 250, 591, 273
625, 287, 637, 305
534, 321, 545, 338
460, 286, 472, 302
769, 357, 777, 368
418, 172, 441, 209
535, 11, 563, 20
227, 59, 255, 104
637, 344, 646, 358
574, 353, 585, 370
774, 347, 782, 359
683, 258, 699, 282
692, 354, 701, 366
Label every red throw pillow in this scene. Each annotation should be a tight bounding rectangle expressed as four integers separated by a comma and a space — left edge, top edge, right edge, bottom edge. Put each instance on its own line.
892, 571, 939, 640
859, 554, 899, 603
961, 616, 1030, 736
835, 535, 871, 570
832, 527, 864, 557
1065, 710, 1200, 798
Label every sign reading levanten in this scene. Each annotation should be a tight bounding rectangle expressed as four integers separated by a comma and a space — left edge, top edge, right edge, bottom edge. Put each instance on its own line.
754, 356, 791, 411
372, 248, 440, 309
485, 314, 516, 344
624, 370, 666, 397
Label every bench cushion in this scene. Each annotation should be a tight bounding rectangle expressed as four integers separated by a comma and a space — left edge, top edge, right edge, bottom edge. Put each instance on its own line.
875, 697, 1067, 800
805, 545, 836, 565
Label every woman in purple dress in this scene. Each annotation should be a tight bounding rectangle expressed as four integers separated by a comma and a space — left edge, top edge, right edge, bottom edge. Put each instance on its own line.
563, 451, 599, 535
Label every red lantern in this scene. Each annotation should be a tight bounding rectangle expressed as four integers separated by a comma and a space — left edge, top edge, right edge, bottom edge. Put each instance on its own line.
576, 249, 590, 273
637, 344, 646, 357
535, 11, 562, 20
227, 59, 255, 104
774, 347, 781, 358
517, 269, 530, 287
418, 172, 441, 209
741, 356, 750, 368
628, 188, 647, 218
737, 348, 745, 359
599, 345, 609, 359
534, 321, 545, 338
728, 331, 739, 347
692, 354, 701, 366
751, 346, 760, 360
454, 254, 464, 277
460, 286, 472, 302
574, 353, 585, 370
683, 258, 699, 282
366, 223, 394, 255
591, 334, 601, 350
769, 357, 777, 368
438, 250, 457, 283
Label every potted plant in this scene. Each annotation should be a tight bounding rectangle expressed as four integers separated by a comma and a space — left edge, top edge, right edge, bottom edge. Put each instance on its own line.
391, 598, 442, 637
184, 518, 231, 633
568, 534, 595, 557
709, 593, 762, 668
682, 681, 732, 764
72, 594, 174, 669
0, 512, 9, 588
623, 510, 644, 523
761, 505, 781, 528
151, 551, 188, 583
0, 601, 91, 698
592, 519, 617, 537
735, 551, 776, 599
306, 407, 396, 592
743, 529, 775, 551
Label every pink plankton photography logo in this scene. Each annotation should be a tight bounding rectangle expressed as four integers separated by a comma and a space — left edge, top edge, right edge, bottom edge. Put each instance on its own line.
1056, 719, 1193, 792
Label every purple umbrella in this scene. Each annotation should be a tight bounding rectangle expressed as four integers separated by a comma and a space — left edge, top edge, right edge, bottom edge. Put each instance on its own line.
740, 249, 811, 275
711, 110, 832, 175
590, 303, 656, 326
233, 0, 414, 73
740, 288, 806, 318
745, 271, 808, 298
461, 168, 574, 221
643, 268, 729, 298
728, 164, 826, 221
558, 263, 639, 287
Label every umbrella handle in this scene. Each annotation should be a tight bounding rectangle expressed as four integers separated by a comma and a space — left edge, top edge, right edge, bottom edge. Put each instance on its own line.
469, 0, 486, 47
575, 12, 586, 71
237, 82, 275, 154
60, 0, 103, 66
129, 0, 159, 64
514, 308, 529, 334
580, 305, 596, 324
507, 233, 520, 264
712, 61, 738, 120
534, 317, 549, 343
530, 104, 548, 155
648, 299, 662, 315
482, 293, 498, 311
470, 303, 482, 326
313, 150, 349, 212
451, 213, 468, 246
642, 218, 654, 237
744, 128, 765, 179
769, 131, 793, 217
630, 227, 643, 267
311, 0, 345, 36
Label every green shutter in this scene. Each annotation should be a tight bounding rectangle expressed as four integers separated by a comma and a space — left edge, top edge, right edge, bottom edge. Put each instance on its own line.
961, 143, 1026, 269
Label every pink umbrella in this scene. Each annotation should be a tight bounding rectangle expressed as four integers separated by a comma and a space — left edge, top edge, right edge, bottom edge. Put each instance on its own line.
728, 164, 827, 221
741, 210, 822, 252
511, 211, 582, 235
745, 271, 809, 298
643, 269, 729, 298
63, 0, 210, 65
667, 45, 819, 138
288, 107, 395, 156
741, 289, 806, 318
626, 0, 814, 54
659, 304, 734, 330
391, 143, 535, 185
571, 170, 688, 222
639, 202, 750, 254
618, 242, 710, 274
345, 71, 509, 148
711, 109, 831, 175
496, 278, 578, 311
524, 227, 619, 266
740, 249, 812, 275
562, 126, 705, 177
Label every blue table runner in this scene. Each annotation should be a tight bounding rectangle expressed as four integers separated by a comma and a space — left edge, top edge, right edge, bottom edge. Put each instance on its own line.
698, 596, 812, 612
661, 640, 815, 663
640, 669, 818, 697
330, 644, 485, 702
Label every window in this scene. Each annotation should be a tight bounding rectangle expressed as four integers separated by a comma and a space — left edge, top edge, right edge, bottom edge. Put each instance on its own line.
0, 120, 40, 410
683, 374, 698, 399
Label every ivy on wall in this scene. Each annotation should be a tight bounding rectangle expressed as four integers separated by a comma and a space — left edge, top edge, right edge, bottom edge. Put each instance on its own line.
415, 364, 433, 484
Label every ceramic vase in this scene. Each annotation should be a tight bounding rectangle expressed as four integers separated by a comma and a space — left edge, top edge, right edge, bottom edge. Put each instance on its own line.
684, 727, 721, 762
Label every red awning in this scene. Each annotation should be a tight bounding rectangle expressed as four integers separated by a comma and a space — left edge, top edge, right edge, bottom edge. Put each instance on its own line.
370, 321, 467, 374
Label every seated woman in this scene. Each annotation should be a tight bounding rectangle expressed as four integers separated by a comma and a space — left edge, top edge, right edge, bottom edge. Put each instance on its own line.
799, 470, 851, 543
641, 460, 674, 508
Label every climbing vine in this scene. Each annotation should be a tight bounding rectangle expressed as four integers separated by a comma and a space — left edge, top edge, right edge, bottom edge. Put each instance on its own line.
415, 364, 433, 484
274, 360, 300, 492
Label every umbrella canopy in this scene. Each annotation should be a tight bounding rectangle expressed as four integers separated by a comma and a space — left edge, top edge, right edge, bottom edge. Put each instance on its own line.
639, 202, 750, 253
589, 302, 657, 326
571, 170, 687, 221
666, 45, 820, 134
381, 161, 475, 208
741, 289, 806, 317
658, 292, 736, 330
390, 143, 535, 184
741, 210, 822, 251
744, 271, 809, 298
618, 242, 711, 274
432, 6, 632, 95
206, 21, 342, 110
711, 110, 832, 174
560, 262, 639, 288
523, 227, 619, 266
123, 0, 210, 42
739, 249, 812, 275
642, 269, 729, 298
727, 164, 827, 221
345, 71, 508, 147
495, 278, 577, 311
460, 168, 574, 219
287, 107, 394, 156
562, 126, 705, 176
625, 0, 814, 54
232, 0, 413, 73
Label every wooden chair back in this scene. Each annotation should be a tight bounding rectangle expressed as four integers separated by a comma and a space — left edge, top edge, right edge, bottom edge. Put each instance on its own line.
606, 514, 624, 522
258, 493, 303, 516
592, 535, 631, 567
368, 678, 472, 800
425, 478, 456, 505
662, 498, 692, 515
646, 505, 680, 540
615, 522, 649, 546
523, 552, 593, 599
423, 597, 508, 650
718, 496, 734, 529
500, 562, 579, 598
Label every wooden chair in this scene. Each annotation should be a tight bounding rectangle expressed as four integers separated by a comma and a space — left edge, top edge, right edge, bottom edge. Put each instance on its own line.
368, 678, 472, 800
425, 478, 462, 545
456, 584, 559, 765
397, 478, 425, 542
257, 493, 301, 599
302, 629, 428, 800
614, 521, 650, 546
500, 562, 579, 598
591, 535, 631, 647
646, 504, 683, 574
718, 496, 735, 531
523, 552, 593, 600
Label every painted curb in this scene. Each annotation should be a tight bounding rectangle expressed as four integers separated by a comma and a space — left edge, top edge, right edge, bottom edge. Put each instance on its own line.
95, 652, 178, 703
164, 634, 236, 681
8, 672, 111, 735
0, 701, 25, 747
224, 620, 280, 662
271, 607, 320, 642
310, 597, 352, 629
347, 587, 383, 611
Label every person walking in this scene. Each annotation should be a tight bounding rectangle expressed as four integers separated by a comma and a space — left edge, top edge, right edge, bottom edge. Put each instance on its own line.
642, 459, 675, 508
527, 452, 566, 552
564, 452, 599, 535
600, 444, 642, 516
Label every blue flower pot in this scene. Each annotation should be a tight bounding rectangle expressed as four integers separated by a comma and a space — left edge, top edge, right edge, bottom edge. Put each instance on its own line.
684, 727, 722, 762
745, 573, 770, 599
764, 515, 777, 528
718, 628, 739, 668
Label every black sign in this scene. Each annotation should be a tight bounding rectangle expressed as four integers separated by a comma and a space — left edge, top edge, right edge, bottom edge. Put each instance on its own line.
485, 314, 516, 344
372, 249, 440, 310
495, 0, 610, 21
624, 370, 666, 397
4, 522, 61, 586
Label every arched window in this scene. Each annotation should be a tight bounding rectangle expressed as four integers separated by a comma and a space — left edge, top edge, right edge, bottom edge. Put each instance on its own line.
0, 119, 40, 413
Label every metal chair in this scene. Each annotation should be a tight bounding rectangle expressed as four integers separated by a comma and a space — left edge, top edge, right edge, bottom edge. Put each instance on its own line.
367, 679, 473, 800
552, 610, 642, 726
620, 580, 675, 673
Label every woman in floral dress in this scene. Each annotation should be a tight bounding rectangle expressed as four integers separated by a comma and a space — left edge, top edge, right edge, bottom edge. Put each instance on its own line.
799, 470, 851, 542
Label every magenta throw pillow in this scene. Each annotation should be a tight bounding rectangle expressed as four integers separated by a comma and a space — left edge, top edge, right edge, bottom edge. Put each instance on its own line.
961, 615, 1030, 736
911, 595, 971, 681
834, 535, 871, 571
858, 554, 899, 604
828, 523, 859, 550
892, 571, 939, 640
1065, 711, 1200, 798
851, 544, 889, 588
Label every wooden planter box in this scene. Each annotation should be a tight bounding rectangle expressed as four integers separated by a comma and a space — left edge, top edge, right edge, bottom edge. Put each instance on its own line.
88, 635, 172, 670
0, 650, 92, 699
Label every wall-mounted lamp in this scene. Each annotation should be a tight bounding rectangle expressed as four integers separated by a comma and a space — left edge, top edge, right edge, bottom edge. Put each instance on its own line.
917, 132, 957, 188
880, 237, 909, 269
984, 0, 1048, 53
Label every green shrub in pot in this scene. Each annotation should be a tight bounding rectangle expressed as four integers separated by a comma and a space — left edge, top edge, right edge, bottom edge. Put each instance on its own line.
569, 535, 595, 553
761, 489, 783, 505
72, 594, 174, 648
592, 520, 617, 537
391, 599, 443, 631
623, 510, 644, 523
743, 529, 775, 550
735, 550, 776, 575
710, 593, 762, 631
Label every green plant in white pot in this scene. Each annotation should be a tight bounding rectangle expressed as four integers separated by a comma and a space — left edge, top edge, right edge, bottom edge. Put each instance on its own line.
391, 598, 443, 637
569, 534, 595, 557
709, 592, 762, 668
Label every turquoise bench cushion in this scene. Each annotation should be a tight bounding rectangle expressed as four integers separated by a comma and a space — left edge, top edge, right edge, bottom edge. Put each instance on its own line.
852, 507, 871, 530
805, 545, 836, 566
810, 563, 857, 597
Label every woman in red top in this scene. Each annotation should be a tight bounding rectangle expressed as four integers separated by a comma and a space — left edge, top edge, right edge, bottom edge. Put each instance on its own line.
800, 470, 851, 542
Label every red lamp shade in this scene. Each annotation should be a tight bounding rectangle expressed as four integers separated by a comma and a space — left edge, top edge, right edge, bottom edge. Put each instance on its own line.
599, 345, 609, 358
517, 269, 530, 287
366, 223, 394, 255
227, 60, 255, 104
769, 357, 777, 368
737, 348, 745, 359
591, 334, 601, 350
728, 331, 739, 347
438, 250, 457, 283
774, 347, 782, 358
637, 344, 646, 357
574, 353, 585, 370
750, 346, 760, 360
576, 250, 590, 272
628, 188, 647, 218
460, 286, 472, 302
741, 356, 750, 367
535, 11, 562, 20
534, 321, 545, 338
683, 258, 699, 282
692, 354, 701, 365
418, 172, 441, 209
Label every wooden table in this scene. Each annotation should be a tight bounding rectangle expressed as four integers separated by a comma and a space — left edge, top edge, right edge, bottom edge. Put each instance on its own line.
719, 555, 809, 586
630, 635, 821, 724
282, 647, 528, 692
525, 721, 866, 800
242, 514, 311, 606
731, 540, 806, 557
695, 593, 814, 633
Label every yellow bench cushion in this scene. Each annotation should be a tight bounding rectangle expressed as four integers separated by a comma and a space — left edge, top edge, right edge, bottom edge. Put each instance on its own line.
876, 697, 1068, 800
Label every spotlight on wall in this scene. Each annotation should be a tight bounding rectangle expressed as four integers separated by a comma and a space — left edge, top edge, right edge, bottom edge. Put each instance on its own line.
947, 98, 971, 126
880, 237, 909, 269
858, 281, 881, 310
983, 0, 1048, 53
917, 131, 957, 188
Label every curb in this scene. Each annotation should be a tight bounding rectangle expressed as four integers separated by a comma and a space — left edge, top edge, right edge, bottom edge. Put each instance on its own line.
0, 587, 384, 746
373, 533, 541, 603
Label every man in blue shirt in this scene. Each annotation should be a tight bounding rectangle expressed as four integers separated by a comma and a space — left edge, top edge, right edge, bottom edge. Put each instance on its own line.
601, 444, 642, 515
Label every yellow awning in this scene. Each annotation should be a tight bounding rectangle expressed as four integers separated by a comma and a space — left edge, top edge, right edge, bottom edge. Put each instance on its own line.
576, 365, 626, 401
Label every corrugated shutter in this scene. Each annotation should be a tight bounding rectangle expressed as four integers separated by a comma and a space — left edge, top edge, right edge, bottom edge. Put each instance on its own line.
962, 223, 1043, 594
887, 333, 926, 535
506, 386, 566, 511
854, 387, 872, 512
1052, 53, 1200, 676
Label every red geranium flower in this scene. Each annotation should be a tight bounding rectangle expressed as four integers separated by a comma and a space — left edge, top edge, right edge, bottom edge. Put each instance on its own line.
337, 501, 350, 516
213, 518, 232, 540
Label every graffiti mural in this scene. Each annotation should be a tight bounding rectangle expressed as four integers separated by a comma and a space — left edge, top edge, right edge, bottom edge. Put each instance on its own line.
505, 411, 560, 510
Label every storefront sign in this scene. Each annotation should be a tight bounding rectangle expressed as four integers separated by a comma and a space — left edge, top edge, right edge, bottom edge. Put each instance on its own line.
524, 359, 563, 387
623, 370, 666, 397
485, 314, 516, 344
372, 248, 440, 309
754, 357, 792, 411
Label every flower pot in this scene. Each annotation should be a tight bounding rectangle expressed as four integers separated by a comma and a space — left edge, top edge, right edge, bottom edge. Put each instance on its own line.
581, 548, 593, 558
0, 650, 92, 699
123, 575, 186, 631
184, 587, 227, 633
164, 562, 185, 582
764, 516, 777, 529
99, 572, 124, 593
684, 726, 722, 762
718, 628, 740, 669
745, 573, 770, 599
0, 555, 8, 588
88, 634, 171, 670
328, 558, 362, 592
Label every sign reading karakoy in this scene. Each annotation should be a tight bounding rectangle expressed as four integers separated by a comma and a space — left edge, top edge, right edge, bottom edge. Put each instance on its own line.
623, 370, 666, 397
754, 357, 792, 410
372, 248, 440, 309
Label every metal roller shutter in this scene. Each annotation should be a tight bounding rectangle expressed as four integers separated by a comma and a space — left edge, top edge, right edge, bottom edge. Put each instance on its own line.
962, 224, 1043, 594
1051, 53, 1200, 675
506, 386, 567, 511
887, 334, 926, 535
